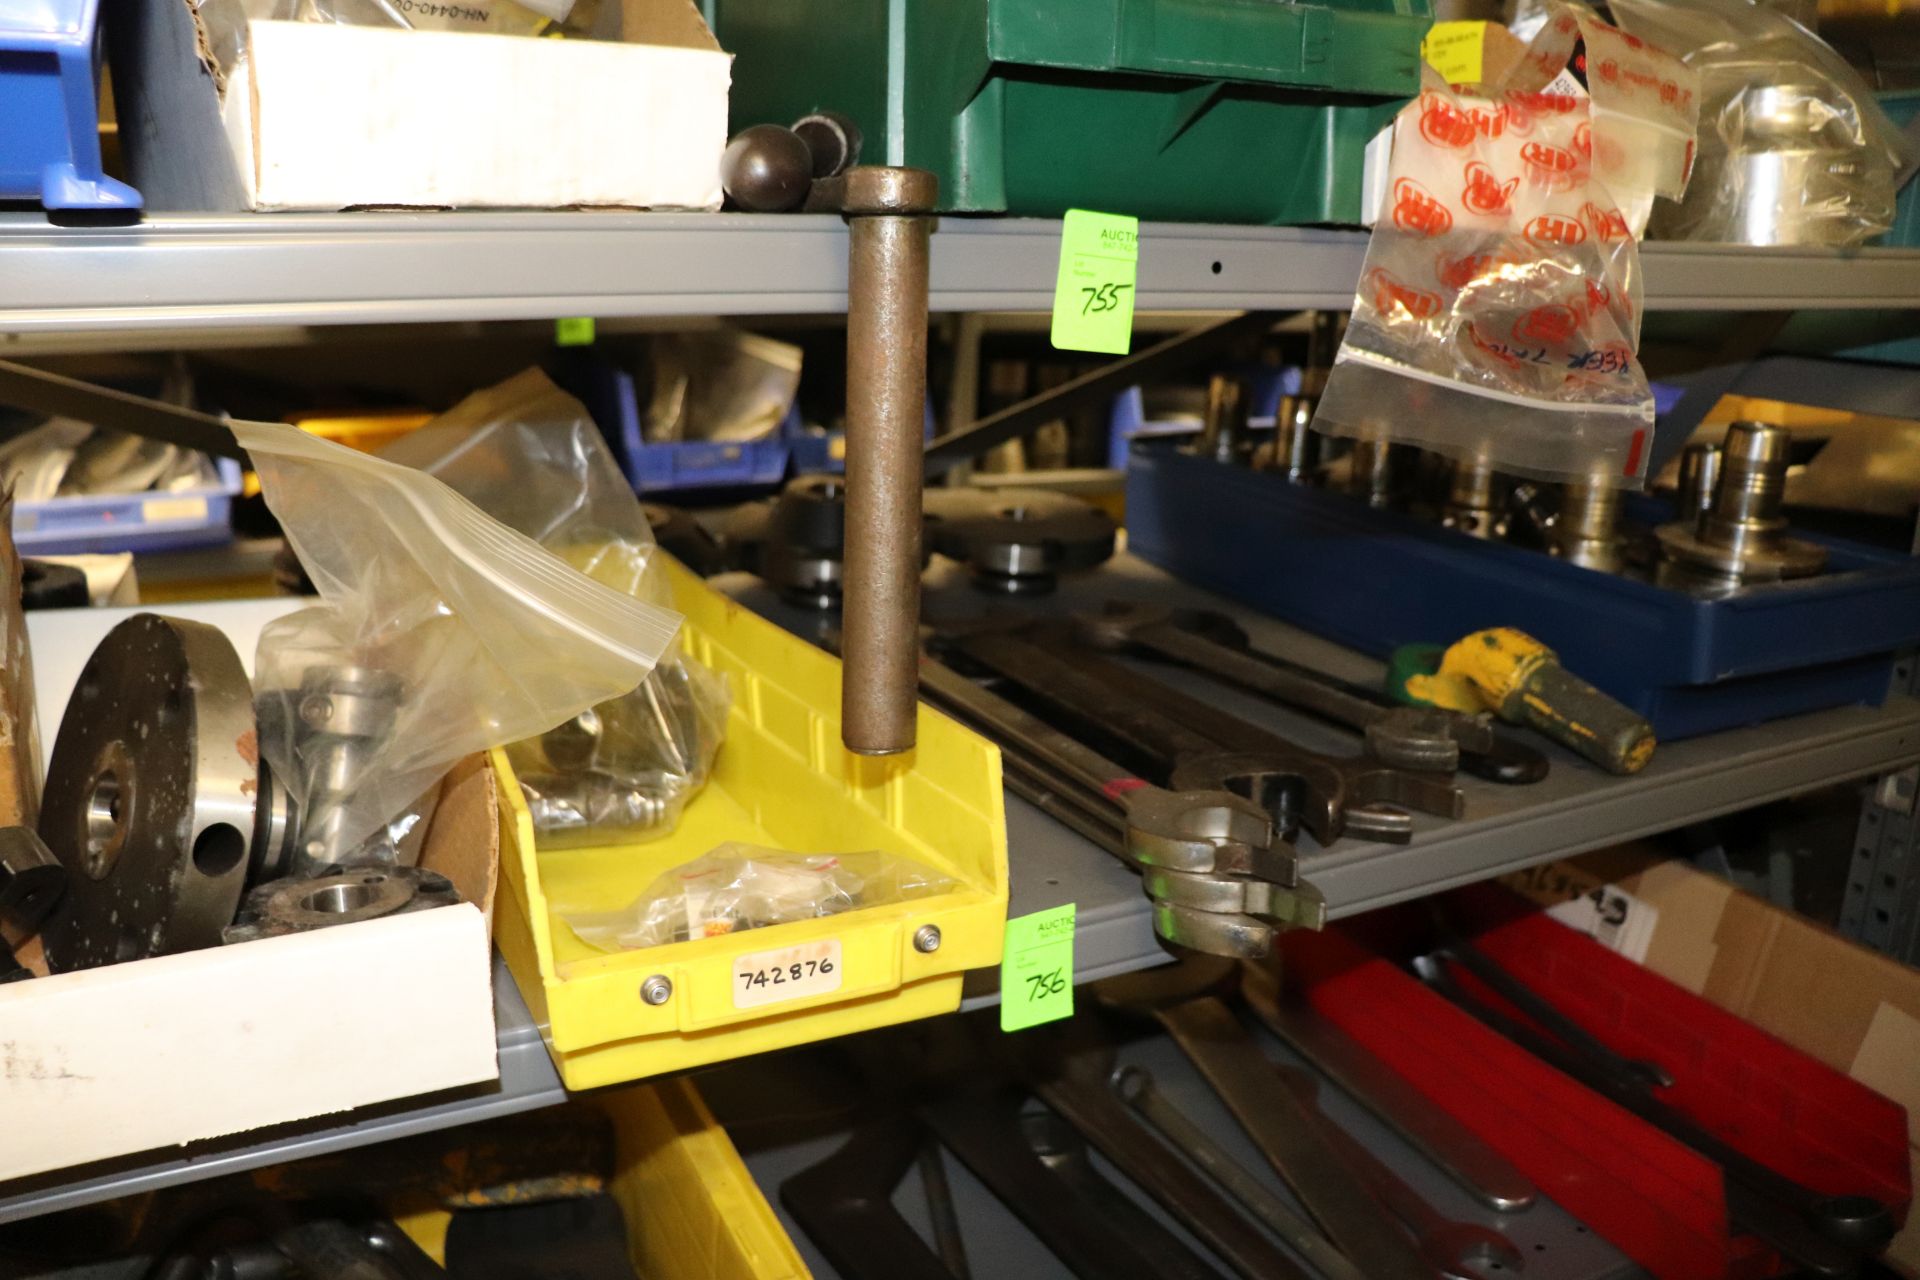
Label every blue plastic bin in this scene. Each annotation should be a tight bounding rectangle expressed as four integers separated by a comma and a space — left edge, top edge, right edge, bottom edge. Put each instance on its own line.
1106, 369, 1302, 469
0, 0, 141, 210
14, 458, 242, 555
556, 356, 796, 494
1125, 447, 1920, 740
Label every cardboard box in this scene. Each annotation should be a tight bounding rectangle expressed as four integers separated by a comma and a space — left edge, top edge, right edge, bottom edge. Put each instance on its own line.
1505, 847, 1920, 1276
109, 0, 729, 211
0, 599, 500, 1184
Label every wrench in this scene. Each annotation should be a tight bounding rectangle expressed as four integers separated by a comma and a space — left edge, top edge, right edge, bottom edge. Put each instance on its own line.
922, 655, 1323, 957
1095, 970, 1433, 1280
1077, 601, 1485, 773
1239, 964, 1538, 1213
1024, 1033, 1317, 1280
954, 626, 1464, 844
1277, 1066, 1525, 1280
1111, 1064, 1368, 1280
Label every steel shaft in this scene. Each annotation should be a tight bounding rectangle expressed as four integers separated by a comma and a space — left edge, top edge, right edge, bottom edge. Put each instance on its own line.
841, 167, 935, 755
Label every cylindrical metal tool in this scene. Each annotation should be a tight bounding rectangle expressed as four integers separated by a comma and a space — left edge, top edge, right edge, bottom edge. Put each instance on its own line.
1350, 438, 1405, 509
1195, 374, 1250, 466
1656, 421, 1826, 582
1273, 395, 1320, 483
291, 664, 405, 872
1676, 441, 1723, 529
840, 166, 936, 755
1555, 477, 1623, 573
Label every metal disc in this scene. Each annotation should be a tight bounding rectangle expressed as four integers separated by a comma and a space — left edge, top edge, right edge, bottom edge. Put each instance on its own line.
925, 488, 1117, 591
38, 615, 259, 971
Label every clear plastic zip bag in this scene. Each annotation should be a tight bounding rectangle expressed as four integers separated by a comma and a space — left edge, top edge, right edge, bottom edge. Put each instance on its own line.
380, 370, 730, 849
236, 417, 682, 874
1315, 7, 1698, 489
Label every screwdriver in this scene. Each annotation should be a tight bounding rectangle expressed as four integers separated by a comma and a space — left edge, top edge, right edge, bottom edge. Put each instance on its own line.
1389, 628, 1655, 775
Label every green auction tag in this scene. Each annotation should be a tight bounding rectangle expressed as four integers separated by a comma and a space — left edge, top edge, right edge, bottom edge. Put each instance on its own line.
554, 316, 596, 347
1000, 903, 1076, 1032
1050, 211, 1138, 356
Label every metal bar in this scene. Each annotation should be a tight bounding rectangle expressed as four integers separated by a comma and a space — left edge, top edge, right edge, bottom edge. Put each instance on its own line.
0, 359, 245, 460
923, 311, 1284, 475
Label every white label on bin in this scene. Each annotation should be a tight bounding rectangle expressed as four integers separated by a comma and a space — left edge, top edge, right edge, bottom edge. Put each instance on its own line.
143, 497, 208, 523
1548, 885, 1658, 964
732, 938, 842, 1009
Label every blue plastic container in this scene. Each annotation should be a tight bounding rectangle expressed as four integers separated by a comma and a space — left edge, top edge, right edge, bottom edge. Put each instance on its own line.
13, 458, 242, 555
0, 0, 141, 210
1125, 447, 1920, 740
1107, 369, 1302, 469
558, 357, 796, 494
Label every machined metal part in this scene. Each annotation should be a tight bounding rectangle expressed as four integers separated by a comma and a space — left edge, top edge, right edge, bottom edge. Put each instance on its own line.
639, 501, 729, 577
1112, 1064, 1365, 1280
1441, 456, 1501, 539
1277, 1066, 1525, 1280
838, 166, 936, 756
1554, 477, 1624, 574
791, 110, 863, 178
925, 487, 1117, 595
222, 865, 459, 944
1076, 602, 1488, 775
1239, 969, 1538, 1213
1028, 1039, 1315, 1280
1148, 996, 1434, 1280
0, 825, 65, 935
1656, 421, 1828, 584
1349, 439, 1406, 509
38, 615, 261, 971
1414, 947, 1891, 1273
757, 474, 851, 608
1675, 442, 1722, 526
1271, 394, 1321, 483
1194, 375, 1251, 467
287, 663, 405, 874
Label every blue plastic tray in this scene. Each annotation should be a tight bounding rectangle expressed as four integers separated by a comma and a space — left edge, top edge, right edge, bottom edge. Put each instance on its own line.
0, 0, 141, 210
14, 459, 242, 556
556, 356, 800, 494
1125, 447, 1920, 740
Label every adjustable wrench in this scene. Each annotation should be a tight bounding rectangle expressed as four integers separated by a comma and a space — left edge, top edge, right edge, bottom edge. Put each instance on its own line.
952, 626, 1463, 844
920, 655, 1324, 957
1278, 1066, 1525, 1280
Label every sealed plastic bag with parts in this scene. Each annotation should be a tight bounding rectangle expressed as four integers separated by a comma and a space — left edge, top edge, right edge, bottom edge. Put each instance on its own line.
1314, 8, 1697, 488
560, 844, 955, 952
378, 369, 730, 849
236, 417, 682, 874
1606, 0, 1917, 246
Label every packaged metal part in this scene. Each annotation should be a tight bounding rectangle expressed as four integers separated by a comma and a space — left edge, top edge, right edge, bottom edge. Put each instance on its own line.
560, 843, 955, 951
236, 416, 681, 875
380, 370, 730, 848
1315, 9, 1697, 489
1608, 0, 1917, 247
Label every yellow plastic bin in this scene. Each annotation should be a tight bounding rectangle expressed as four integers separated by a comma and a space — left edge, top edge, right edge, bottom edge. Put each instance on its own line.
397, 1077, 810, 1279
494, 557, 1009, 1090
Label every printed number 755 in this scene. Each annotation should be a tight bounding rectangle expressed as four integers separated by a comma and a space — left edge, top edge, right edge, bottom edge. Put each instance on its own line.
1081, 282, 1132, 315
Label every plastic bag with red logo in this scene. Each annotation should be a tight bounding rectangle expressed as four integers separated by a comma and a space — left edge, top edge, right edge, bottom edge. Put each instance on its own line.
1314, 10, 1696, 488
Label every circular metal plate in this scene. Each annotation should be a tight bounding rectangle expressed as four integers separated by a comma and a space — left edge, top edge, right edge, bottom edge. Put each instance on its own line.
38, 615, 259, 971
924, 488, 1117, 591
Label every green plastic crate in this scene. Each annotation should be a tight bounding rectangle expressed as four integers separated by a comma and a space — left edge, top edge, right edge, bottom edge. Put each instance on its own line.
708, 0, 1431, 226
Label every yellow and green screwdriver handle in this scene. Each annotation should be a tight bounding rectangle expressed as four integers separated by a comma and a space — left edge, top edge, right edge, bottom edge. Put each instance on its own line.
1388, 628, 1656, 776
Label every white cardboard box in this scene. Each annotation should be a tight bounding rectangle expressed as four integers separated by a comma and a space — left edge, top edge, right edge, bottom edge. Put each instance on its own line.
111, 0, 730, 212
0, 600, 500, 1184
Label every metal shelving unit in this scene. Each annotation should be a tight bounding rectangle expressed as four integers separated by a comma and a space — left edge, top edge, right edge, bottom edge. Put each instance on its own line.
1, 209, 1916, 1247
4, 212, 1920, 330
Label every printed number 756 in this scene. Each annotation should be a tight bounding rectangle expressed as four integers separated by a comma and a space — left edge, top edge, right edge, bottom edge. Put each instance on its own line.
1081, 283, 1132, 315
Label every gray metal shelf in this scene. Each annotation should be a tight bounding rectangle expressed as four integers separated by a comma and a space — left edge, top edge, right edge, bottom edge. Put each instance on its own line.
722, 555, 1920, 1002
0, 956, 566, 1225
3, 212, 1920, 331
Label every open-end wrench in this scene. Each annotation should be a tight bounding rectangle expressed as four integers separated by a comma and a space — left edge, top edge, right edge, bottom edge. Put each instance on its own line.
1111, 1064, 1368, 1280
921, 655, 1322, 957
1278, 1066, 1525, 1280
1093, 968, 1432, 1280
956, 626, 1464, 844
1077, 601, 1486, 773
1024, 1033, 1317, 1280
1239, 963, 1537, 1214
